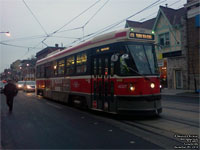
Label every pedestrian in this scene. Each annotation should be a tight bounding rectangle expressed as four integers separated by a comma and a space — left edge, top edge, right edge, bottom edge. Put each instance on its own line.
4, 80, 18, 112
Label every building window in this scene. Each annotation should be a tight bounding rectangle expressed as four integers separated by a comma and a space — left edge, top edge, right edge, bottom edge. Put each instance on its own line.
159, 32, 170, 47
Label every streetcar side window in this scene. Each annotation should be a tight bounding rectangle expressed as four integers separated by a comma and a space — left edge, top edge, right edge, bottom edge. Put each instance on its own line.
76, 52, 87, 74
53, 61, 58, 76
45, 62, 52, 78
58, 59, 65, 75
111, 61, 114, 76
36, 66, 41, 78
41, 65, 45, 78
66, 55, 75, 75
94, 58, 97, 77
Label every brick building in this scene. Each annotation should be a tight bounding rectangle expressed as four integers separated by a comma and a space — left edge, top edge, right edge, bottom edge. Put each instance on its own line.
185, 0, 200, 92
36, 44, 65, 60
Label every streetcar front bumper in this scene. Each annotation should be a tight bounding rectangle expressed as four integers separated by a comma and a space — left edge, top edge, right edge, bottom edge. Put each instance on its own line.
116, 94, 162, 115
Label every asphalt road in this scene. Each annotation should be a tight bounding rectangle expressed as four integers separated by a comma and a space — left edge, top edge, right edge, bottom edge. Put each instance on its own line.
1, 91, 163, 149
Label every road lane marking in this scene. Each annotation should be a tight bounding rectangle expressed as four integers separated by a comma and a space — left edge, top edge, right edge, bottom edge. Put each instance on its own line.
129, 141, 135, 144
46, 102, 62, 109
93, 122, 98, 125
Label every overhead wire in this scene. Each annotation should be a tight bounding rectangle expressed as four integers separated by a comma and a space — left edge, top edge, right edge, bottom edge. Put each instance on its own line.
65, 0, 162, 46
2, 0, 185, 73
49, 0, 102, 38
22, 0, 49, 36
169, 0, 182, 7
31, 0, 102, 51
50, 36, 81, 40
81, 0, 110, 38
138, 0, 167, 21
91, 0, 161, 35
0, 35, 46, 43
0, 42, 40, 49
2, 0, 181, 60
138, 0, 183, 22
57, 27, 84, 34
82, 0, 110, 28
78, 0, 183, 44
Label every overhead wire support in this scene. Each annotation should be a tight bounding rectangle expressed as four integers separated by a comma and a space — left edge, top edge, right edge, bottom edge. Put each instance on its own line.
99, 0, 161, 34
57, 27, 84, 34
81, 0, 110, 39
49, 0, 102, 37
83, 0, 110, 28
22, 0, 49, 36
76, 0, 162, 43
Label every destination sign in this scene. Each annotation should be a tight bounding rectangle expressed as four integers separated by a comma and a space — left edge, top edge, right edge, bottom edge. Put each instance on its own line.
129, 32, 154, 40
96, 47, 110, 53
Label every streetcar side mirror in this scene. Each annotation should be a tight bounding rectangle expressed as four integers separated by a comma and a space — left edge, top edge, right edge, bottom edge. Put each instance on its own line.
111, 54, 119, 62
121, 54, 129, 60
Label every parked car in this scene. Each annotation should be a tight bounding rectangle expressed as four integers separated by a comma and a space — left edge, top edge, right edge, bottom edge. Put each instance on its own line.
23, 81, 36, 92
0, 81, 6, 93
17, 81, 25, 90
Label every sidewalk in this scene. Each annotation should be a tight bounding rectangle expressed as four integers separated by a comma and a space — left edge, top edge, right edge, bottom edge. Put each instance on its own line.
161, 88, 200, 98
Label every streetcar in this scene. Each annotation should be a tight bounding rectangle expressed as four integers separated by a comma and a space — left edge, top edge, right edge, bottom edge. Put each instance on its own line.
36, 27, 162, 115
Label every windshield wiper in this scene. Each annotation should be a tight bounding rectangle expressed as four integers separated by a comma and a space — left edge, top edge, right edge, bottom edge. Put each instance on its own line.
127, 66, 150, 81
124, 45, 150, 80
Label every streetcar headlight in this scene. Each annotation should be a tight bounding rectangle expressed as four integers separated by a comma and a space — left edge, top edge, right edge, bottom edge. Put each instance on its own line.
150, 83, 155, 89
129, 83, 135, 92
159, 85, 162, 88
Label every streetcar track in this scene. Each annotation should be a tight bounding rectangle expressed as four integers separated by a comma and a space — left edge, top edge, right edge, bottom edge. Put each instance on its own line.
161, 116, 199, 128
121, 120, 183, 146
163, 106, 199, 113
133, 120, 185, 135
119, 114, 199, 140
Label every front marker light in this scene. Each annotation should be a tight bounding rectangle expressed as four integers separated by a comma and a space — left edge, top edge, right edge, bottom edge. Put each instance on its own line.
129, 83, 135, 92
150, 83, 155, 89
130, 28, 134, 32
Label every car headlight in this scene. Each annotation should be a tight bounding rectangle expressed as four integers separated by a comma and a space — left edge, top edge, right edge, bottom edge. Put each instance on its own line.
150, 83, 155, 89
18, 85, 22, 88
27, 85, 32, 89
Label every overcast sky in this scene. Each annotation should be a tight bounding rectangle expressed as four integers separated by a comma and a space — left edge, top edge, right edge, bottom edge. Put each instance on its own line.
0, 0, 186, 72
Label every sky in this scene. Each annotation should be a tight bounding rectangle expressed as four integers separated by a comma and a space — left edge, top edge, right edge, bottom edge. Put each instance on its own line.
0, 0, 186, 73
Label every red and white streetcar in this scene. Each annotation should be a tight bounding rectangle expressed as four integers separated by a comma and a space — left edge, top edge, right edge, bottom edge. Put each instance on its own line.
36, 27, 162, 115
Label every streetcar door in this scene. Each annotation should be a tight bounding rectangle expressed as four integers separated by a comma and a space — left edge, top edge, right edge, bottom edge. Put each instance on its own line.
91, 55, 111, 111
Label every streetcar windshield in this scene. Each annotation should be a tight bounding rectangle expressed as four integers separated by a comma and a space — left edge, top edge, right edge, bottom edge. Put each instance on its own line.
121, 44, 158, 75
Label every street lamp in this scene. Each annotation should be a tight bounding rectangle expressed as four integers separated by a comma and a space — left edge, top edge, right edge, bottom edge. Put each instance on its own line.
26, 64, 30, 80
0, 31, 11, 37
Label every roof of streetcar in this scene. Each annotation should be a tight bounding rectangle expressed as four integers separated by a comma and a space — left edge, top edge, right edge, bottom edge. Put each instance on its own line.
36, 27, 153, 65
